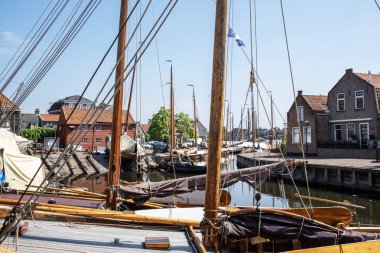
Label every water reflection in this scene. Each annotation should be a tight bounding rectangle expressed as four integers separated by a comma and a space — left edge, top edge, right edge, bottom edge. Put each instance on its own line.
66, 155, 380, 225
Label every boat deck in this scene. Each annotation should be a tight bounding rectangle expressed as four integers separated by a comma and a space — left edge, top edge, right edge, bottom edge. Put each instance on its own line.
2, 219, 198, 252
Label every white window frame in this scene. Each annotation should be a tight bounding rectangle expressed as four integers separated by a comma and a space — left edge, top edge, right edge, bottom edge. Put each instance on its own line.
95, 138, 102, 143
337, 93, 345, 111
359, 123, 369, 141
68, 103, 75, 109
95, 125, 102, 131
297, 106, 304, 122
303, 126, 311, 144
82, 104, 87, 109
334, 124, 342, 141
292, 127, 300, 144
355, 90, 364, 109
346, 123, 355, 141
82, 138, 88, 143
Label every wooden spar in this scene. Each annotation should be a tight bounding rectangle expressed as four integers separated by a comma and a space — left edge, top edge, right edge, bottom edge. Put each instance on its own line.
187, 226, 207, 253
107, 0, 128, 209
123, 57, 137, 133
170, 63, 175, 161
270, 91, 274, 147
284, 240, 380, 253
203, 0, 228, 247
294, 193, 366, 209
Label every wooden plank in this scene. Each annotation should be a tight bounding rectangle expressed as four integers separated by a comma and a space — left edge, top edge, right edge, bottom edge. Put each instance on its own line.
144, 237, 170, 249
285, 240, 380, 253
294, 193, 365, 209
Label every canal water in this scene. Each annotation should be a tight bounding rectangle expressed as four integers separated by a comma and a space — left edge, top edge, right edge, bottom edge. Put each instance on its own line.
70, 155, 380, 225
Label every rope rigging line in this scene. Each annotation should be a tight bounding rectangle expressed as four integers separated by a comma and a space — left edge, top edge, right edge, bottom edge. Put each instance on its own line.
0, 0, 68, 94
0, 0, 179, 243
277, 0, 313, 217
0, 0, 101, 126
0, 0, 53, 81
374, 0, 380, 11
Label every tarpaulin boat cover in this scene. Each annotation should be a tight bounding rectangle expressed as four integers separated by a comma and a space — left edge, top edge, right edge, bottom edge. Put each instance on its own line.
0, 129, 45, 190
107, 133, 145, 156
222, 211, 380, 248
119, 161, 286, 205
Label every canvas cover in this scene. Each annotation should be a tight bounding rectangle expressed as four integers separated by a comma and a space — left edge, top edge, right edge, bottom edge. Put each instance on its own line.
107, 133, 145, 156
222, 211, 380, 248
119, 161, 286, 205
0, 129, 45, 190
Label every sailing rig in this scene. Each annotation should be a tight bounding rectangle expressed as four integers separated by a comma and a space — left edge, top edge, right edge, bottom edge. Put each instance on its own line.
0, 0, 379, 252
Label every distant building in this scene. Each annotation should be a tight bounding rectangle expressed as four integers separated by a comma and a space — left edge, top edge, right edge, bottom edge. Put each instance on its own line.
20, 109, 41, 129
57, 107, 135, 152
0, 93, 21, 134
287, 68, 380, 158
48, 95, 94, 114
39, 113, 60, 129
191, 120, 208, 142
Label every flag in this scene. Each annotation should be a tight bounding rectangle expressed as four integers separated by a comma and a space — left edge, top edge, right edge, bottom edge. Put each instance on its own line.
227, 27, 245, 47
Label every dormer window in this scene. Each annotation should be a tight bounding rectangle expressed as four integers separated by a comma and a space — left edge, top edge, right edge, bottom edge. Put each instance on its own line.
337, 93, 345, 111
355, 90, 364, 109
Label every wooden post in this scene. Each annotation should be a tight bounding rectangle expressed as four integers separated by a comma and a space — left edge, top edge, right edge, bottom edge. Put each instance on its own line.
203, 0, 228, 247
170, 64, 175, 161
124, 57, 137, 133
106, 0, 128, 209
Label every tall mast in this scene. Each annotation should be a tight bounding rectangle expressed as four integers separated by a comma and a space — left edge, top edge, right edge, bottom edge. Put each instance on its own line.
203, 0, 228, 247
270, 91, 274, 147
188, 85, 198, 147
170, 64, 175, 161
106, 0, 128, 209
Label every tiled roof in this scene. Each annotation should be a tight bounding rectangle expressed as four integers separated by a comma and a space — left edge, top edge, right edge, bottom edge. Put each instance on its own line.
48, 95, 94, 113
40, 114, 60, 122
140, 124, 149, 133
61, 108, 134, 125
0, 93, 20, 111
302, 95, 328, 112
354, 72, 380, 88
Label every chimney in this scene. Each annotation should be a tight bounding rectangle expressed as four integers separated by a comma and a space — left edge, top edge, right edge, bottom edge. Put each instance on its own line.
346, 68, 353, 74
297, 90, 303, 96
368, 70, 372, 84
35, 108, 40, 115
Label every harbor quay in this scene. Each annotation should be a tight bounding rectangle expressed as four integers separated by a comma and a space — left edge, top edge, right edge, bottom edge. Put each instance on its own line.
237, 152, 380, 193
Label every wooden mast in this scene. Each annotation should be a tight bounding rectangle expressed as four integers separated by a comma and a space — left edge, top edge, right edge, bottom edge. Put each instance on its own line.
203, 0, 228, 247
193, 87, 198, 147
169, 64, 175, 161
106, 0, 128, 210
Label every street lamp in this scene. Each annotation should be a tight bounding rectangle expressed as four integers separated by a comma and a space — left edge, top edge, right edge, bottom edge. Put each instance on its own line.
303, 120, 309, 158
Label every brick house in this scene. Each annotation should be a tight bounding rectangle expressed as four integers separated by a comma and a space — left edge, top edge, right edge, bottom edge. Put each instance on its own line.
287, 68, 380, 158
287, 91, 328, 156
57, 108, 135, 152
0, 93, 21, 134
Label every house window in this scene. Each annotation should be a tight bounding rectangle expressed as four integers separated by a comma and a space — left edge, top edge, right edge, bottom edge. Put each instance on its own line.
77, 104, 82, 109
292, 127, 300, 144
359, 123, 369, 141
337, 93, 345, 111
346, 123, 355, 141
355, 90, 364, 109
95, 125, 101, 131
334, 124, 342, 141
297, 106, 304, 122
95, 138, 102, 143
69, 103, 75, 108
80, 125, 88, 131
82, 104, 87, 109
303, 126, 311, 144
82, 138, 88, 142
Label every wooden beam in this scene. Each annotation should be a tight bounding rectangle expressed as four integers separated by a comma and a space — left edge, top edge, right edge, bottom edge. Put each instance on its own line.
203, 0, 228, 247
107, 0, 128, 209
285, 240, 380, 253
294, 193, 365, 209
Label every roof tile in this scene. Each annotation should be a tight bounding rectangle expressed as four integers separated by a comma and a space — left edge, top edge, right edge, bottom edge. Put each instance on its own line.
61, 108, 134, 125
302, 95, 328, 112
40, 114, 60, 122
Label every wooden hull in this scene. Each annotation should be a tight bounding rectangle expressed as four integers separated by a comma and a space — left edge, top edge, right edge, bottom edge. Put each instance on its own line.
166, 162, 207, 174
285, 240, 380, 253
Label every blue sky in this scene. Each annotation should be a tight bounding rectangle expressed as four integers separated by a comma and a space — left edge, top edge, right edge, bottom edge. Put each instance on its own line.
0, 0, 379, 130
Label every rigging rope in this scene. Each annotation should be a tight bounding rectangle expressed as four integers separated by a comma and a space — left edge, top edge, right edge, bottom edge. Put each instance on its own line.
374, 0, 380, 11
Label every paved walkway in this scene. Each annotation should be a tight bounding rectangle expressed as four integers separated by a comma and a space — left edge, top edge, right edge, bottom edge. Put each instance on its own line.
238, 152, 380, 170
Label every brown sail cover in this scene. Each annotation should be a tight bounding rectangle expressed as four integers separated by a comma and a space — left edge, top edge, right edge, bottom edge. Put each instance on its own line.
223, 212, 380, 248
119, 162, 286, 205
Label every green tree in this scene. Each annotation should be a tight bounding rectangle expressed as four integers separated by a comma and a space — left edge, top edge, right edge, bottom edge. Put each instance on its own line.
175, 112, 194, 143
20, 127, 55, 142
147, 107, 194, 143
147, 107, 170, 141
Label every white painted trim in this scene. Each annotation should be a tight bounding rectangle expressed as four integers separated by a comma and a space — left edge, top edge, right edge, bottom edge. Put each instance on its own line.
330, 118, 372, 123
359, 122, 369, 142
334, 124, 342, 141
291, 127, 300, 144
346, 123, 355, 141
355, 90, 365, 110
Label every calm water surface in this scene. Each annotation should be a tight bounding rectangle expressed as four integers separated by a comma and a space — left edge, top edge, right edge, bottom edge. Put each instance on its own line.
69, 155, 380, 225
